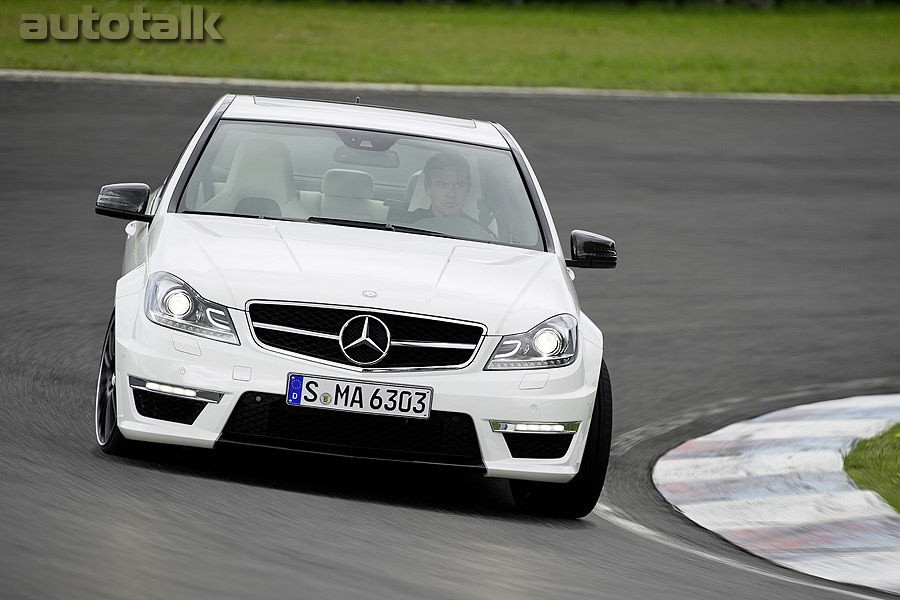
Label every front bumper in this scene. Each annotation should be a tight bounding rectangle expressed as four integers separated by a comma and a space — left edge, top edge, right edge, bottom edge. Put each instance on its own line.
113, 292, 604, 483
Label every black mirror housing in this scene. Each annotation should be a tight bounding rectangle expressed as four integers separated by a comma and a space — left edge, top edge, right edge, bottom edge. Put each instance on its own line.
96, 183, 153, 222
566, 230, 617, 269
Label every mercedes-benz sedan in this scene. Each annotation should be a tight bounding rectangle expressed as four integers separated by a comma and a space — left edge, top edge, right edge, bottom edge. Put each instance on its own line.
95, 95, 616, 517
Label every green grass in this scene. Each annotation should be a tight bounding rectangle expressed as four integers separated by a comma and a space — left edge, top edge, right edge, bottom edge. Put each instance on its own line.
2, 1, 900, 93
846, 423, 900, 512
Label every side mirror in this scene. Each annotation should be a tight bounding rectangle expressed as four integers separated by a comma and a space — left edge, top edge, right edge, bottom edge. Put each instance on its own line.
566, 230, 617, 269
95, 183, 153, 222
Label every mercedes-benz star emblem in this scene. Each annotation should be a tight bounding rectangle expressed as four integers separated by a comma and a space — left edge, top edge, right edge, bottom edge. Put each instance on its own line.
338, 315, 391, 366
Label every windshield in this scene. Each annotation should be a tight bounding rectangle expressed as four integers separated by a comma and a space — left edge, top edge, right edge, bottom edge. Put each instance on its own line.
177, 120, 544, 250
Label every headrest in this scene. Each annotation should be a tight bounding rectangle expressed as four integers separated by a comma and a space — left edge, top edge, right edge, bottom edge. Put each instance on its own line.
322, 169, 374, 199
226, 139, 294, 205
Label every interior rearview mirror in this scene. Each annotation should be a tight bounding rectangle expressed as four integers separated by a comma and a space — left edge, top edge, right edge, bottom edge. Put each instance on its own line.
95, 183, 153, 222
333, 147, 400, 168
566, 230, 617, 269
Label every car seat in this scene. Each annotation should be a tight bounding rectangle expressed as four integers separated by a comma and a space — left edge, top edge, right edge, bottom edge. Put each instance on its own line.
199, 138, 308, 219
320, 169, 387, 222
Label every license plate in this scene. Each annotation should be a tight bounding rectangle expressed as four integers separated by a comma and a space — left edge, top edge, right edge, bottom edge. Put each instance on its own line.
286, 373, 432, 419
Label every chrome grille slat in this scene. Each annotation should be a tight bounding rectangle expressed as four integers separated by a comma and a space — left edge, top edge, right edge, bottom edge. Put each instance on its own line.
390, 340, 477, 350
253, 322, 339, 340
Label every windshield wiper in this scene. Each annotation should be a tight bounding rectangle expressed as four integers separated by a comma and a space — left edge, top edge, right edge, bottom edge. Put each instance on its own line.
182, 210, 306, 222
307, 217, 454, 239
183, 210, 241, 218
387, 223, 455, 239
307, 216, 394, 230
184, 212, 483, 243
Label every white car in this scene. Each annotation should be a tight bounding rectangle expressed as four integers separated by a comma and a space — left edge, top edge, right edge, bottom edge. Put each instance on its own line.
95, 95, 617, 518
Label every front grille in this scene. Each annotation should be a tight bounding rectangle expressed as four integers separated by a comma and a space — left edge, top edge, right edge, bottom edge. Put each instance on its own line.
132, 388, 207, 425
248, 303, 484, 369
503, 433, 573, 459
219, 392, 483, 467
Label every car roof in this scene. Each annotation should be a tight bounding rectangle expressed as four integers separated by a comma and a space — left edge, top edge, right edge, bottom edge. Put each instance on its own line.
221, 95, 509, 149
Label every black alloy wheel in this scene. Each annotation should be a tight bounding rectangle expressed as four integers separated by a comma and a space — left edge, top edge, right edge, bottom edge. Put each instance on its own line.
95, 311, 131, 454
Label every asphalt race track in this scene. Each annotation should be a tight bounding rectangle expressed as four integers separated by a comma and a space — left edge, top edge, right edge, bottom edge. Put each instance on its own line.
2, 79, 899, 600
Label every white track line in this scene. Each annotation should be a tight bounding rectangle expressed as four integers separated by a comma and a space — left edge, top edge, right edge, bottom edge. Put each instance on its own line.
592, 502, 889, 600
2, 69, 899, 103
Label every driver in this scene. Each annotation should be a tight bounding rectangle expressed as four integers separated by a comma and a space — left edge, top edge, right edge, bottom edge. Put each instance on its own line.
406, 151, 470, 222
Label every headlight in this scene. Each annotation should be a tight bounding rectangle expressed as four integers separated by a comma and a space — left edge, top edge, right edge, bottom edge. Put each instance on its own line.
144, 272, 239, 344
485, 314, 577, 370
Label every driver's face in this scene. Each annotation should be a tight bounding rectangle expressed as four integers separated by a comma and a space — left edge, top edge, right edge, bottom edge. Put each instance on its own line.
426, 167, 468, 217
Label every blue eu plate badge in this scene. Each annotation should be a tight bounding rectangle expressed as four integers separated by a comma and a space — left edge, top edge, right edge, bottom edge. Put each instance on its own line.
287, 374, 304, 405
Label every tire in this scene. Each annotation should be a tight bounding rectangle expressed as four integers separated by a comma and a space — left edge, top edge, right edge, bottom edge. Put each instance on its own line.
510, 360, 613, 518
95, 311, 132, 455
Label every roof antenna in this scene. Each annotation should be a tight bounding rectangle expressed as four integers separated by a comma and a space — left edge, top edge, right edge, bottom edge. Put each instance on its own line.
355, 96, 361, 104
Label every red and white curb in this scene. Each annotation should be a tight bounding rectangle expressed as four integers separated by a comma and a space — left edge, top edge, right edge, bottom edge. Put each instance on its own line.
653, 394, 900, 594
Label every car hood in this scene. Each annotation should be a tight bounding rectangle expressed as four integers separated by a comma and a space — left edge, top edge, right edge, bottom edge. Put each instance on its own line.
147, 214, 577, 334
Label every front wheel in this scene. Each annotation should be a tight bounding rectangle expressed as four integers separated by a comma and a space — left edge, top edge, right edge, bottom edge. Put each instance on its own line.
95, 311, 132, 455
510, 360, 613, 518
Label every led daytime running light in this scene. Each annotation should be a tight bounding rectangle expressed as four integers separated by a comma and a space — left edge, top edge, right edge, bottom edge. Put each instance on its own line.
490, 420, 580, 434
145, 381, 198, 398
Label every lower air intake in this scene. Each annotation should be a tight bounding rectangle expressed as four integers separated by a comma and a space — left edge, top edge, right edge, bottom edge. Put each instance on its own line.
219, 392, 484, 468
132, 388, 207, 425
503, 432, 573, 459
